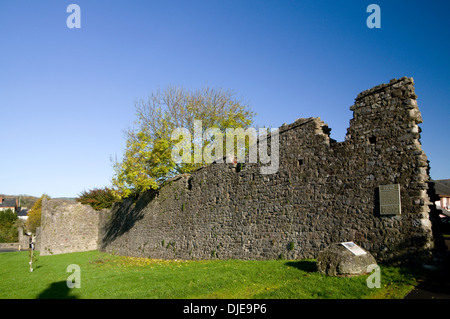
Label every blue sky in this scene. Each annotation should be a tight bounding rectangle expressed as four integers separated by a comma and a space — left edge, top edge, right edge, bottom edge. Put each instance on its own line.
0, 0, 449, 198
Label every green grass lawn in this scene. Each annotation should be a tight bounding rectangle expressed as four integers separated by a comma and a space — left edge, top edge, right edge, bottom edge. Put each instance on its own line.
0, 250, 421, 299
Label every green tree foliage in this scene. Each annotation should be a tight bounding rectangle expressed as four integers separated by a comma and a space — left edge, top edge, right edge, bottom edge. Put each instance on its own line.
112, 85, 256, 198
0, 209, 18, 243
76, 187, 118, 211
25, 194, 50, 234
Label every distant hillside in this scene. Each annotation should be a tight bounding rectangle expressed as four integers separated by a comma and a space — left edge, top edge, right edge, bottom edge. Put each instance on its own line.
1, 194, 76, 208
55, 197, 77, 201
0, 194, 76, 209
0, 194, 39, 209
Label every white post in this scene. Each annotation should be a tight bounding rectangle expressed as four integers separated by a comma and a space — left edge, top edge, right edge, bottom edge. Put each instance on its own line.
29, 244, 34, 272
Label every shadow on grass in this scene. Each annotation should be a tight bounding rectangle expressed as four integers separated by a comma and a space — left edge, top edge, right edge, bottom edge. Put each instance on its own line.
285, 260, 318, 272
37, 281, 78, 299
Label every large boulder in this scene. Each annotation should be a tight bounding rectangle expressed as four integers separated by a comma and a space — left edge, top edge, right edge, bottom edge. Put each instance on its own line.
317, 243, 377, 276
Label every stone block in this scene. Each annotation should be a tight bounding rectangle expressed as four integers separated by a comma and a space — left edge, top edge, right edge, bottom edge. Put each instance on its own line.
317, 243, 377, 276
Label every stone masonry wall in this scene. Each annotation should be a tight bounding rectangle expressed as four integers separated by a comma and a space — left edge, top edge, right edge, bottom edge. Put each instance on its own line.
98, 77, 444, 265
40, 199, 102, 256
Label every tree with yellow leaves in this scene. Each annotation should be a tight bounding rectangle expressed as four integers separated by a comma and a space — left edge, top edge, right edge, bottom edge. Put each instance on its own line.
112, 86, 256, 199
25, 194, 50, 234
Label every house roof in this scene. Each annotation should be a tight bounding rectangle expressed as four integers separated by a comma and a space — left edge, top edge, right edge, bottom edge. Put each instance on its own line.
441, 209, 450, 217
432, 179, 450, 197
17, 209, 28, 217
0, 198, 18, 208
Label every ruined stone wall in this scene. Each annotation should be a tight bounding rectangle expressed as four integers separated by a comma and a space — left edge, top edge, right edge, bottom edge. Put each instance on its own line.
18, 227, 30, 250
40, 199, 103, 256
98, 77, 443, 265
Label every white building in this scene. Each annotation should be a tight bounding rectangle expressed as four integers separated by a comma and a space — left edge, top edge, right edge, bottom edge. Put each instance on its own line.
0, 196, 28, 220
0, 196, 18, 213
432, 179, 450, 217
